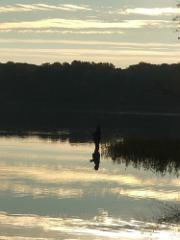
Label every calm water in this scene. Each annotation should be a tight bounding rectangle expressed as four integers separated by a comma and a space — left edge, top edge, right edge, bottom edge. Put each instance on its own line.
0, 132, 179, 240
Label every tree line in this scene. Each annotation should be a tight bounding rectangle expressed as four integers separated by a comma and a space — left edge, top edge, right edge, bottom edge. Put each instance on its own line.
1, 60, 180, 128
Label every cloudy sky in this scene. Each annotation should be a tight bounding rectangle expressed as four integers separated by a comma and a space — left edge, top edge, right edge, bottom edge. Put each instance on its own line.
0, 0, 179, 67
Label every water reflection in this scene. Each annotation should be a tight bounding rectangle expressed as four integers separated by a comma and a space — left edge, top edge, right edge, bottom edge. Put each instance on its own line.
90, 126, 101, 170
158, 203, 180, 224
0, 133, 179, 239
90, 149, 100, 171
0, 210, 179, 240
103, 137, 180, 175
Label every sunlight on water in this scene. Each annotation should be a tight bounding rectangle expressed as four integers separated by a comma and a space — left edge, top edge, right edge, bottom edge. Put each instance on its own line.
0, 135, 179, 239
0, 211, 179, 240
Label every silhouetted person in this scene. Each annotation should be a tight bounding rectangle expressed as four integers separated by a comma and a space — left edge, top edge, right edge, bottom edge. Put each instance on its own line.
90, 125, 101, 170
90, 149, 100, 170
93, 125, 101, 147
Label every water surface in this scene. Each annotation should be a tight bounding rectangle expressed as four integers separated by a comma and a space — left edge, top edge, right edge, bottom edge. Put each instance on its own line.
0, 133, 179, 239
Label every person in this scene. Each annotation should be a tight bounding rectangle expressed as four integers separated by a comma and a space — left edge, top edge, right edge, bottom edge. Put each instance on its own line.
90, 125, 101, 170
90, 149, 100, 171
93, 125, 101, 146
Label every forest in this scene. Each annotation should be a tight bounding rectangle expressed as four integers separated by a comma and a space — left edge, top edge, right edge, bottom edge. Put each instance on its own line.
1, 61, 180, 128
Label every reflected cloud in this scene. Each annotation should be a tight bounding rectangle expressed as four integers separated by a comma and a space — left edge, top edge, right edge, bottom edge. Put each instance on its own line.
0, 136, 179, 203
0, 136, 92, 153
0, 160, 179, 202
111, 188, 179, 201
0, 181, 83, 199
0, 161, 143, 184
0, 211, 179, 240
0, 135, 179, 239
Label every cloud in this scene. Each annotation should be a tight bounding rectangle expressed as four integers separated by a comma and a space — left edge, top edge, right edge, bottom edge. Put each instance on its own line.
0, 39, 179, 50
0, 5, 177, 17
60, 4, 91, 11
0, 3, 91, 13
0, 29, 124, 34
0, 18, 172, 31
0, 47, 180, 68
112, 7, 180, 16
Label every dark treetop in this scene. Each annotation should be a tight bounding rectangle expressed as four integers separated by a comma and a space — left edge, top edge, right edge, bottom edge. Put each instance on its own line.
1, 60, 180, 129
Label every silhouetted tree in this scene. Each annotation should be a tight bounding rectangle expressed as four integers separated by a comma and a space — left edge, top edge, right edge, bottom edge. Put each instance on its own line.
173, 2, 180, 38
1, 61, 180, 128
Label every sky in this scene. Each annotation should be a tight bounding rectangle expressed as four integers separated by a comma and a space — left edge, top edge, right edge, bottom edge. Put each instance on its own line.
0, 0, 180, 68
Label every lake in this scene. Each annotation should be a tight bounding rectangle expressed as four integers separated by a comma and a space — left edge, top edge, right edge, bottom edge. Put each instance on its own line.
0, 130, 179, 240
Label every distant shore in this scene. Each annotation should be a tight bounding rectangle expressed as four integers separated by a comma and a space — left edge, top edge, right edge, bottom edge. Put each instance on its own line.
1, 61, 180, 132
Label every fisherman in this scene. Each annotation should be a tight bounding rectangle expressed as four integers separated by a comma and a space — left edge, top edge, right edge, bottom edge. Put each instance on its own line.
90, 149, 100, 171
92, 125, 101, 146
90, 125, 101, 170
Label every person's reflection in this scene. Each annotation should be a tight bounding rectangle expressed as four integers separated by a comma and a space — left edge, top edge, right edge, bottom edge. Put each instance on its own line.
90, 125, 101, 170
